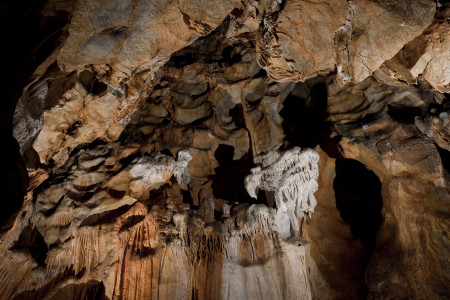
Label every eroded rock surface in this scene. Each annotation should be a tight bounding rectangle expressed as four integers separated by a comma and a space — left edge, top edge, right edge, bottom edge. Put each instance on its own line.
1, 0, 449, 299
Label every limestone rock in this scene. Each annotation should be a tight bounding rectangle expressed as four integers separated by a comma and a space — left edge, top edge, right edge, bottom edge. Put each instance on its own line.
245, 147, 320, 237
376, 5, 450, 92
346, 0, 436, 82
231, 0, 436, 85
72, 172, 105, 191
256, 0, 348, 82
80, 196, 137, 226
58, 0, 241, 74
1, 1, 449, 300
106, 171, 132, 194
332, 86, 449, 298
174, 102, 212, 125
416, 112, 450, 152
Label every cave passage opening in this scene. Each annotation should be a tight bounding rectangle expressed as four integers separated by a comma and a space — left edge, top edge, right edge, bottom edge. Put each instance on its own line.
211, 144, 255, 206
210, 144, 278, 209
333, 158, 383, 265
280, 80, 331, 150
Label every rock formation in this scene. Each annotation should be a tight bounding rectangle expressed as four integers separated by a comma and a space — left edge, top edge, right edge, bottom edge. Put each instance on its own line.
0, 0, 449, 299
245, 147, 319, 238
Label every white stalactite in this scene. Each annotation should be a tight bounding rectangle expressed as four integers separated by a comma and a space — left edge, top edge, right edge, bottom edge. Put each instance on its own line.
126, 149, 192, 186
245, 147, 319, 238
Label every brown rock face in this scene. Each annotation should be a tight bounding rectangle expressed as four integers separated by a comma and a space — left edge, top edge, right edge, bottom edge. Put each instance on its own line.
1, 1, 449, 299
229, 0, 435, 85
376, 6, 450, 93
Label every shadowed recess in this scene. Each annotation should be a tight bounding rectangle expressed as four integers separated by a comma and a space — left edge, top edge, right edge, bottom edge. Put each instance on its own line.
211, 144, 255, 204
334, 158, 383, 265
280, 81, 330, 149
387, 104, 422, 123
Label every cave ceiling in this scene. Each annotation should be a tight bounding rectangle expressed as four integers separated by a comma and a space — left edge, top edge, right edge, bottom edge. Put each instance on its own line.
0, 0, 449, 299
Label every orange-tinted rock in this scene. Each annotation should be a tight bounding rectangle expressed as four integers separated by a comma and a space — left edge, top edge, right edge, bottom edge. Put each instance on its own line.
106, 171, 131, 194
2, 2, 450, 300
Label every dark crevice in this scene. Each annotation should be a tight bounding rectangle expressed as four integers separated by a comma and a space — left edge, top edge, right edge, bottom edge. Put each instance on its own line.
427, 102, 440, 114
184, 114, 212, 126
108, 189, 127, 199
43, 70, 77, 110
387, 105, 422, 123
230, 7, 245, 17
167, 15, 230, 67
13, 225, 48, 266
229, 104, 246, 128
80, 203, 135, 227
118, 150, 140, 166
0, 135, 28, 228
256, 189, 267, 206
252, 68, 267, 78
92, 80, 108, 96
120, 214, 145, 232
160, 148, 174, 157
257, 190, 276, 208
146, 183, 174, 208
280, 81, 331, 149
346, 111, 381, 126
444, 92, 450, 104
79, 69, 95, 91
66, 120, 81, 135
210, 144, 255, 204
182, 189, 195, 208
42, 195, 64, 217
319, 136, 344, 159
334, 159, 383, 266
222, 46, 242, 65
167, 52, 197, 68
437, 146, 450, 174
0, 0, 74, 226
214, 209, 223, 220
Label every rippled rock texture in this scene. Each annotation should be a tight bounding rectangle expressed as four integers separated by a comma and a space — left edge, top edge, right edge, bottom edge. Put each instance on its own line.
1, 0, 449, 299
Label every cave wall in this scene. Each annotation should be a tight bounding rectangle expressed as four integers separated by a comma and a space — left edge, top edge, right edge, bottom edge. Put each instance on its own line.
0, 0, 449, 299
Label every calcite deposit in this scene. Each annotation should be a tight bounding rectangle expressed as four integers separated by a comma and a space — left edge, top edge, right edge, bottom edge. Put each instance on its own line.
0, 0, 449, 299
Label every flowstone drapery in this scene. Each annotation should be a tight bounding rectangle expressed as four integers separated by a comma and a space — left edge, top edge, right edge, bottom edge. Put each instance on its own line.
245, 147, 320, 238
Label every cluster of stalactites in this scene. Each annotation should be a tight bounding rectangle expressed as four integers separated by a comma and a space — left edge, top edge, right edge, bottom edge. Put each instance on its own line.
245, 147, 319, 236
